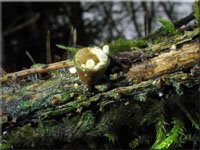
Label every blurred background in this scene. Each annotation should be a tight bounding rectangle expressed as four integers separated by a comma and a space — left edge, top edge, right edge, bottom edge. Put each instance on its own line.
1, 1, 194, 73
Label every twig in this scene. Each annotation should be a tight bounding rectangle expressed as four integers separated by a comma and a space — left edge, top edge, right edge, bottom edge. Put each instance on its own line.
0, 60, 74, 82
0, 68, 15, 86
144, 12, 149, 37
46, 30, 52, 64
3, 13, 40, 37
26, 51, 36, 64
179, 24, 197, 32
174, 12, 195, 28
73, 28, 77, 47
26, 51, 43, 79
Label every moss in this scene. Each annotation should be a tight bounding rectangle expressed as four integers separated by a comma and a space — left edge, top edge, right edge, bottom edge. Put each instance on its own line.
95, 84, 109, 92
157, 18, 180, 36
104, 39, 148, 54
152, 119, 185, 149
31, 63, 46, 68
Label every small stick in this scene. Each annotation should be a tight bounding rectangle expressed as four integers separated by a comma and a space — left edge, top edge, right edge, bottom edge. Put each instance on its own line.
46, 30, 52, 64
179, 24, 197, 32
73, 28, 77, 47
174, 12, 194, 28
144, 12, 149, 37
26, 50, 43, 79
26, 51, 36, 64
0, 60, 74, 82
0, 68, 15, 86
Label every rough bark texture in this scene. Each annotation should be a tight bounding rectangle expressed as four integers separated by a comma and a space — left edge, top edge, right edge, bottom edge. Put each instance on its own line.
127, 42, 200, 83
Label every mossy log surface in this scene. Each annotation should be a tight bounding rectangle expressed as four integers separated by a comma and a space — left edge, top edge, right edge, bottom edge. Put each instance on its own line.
1, 27, 200, 149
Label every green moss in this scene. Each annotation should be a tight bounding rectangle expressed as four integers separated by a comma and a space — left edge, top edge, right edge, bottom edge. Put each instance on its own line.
152, 119, 185, 149
31, 63, 46, 68
22, 101, 33, 110
105, 39, 148, 54
95, 84, 109, 92
157, 18, 180, 36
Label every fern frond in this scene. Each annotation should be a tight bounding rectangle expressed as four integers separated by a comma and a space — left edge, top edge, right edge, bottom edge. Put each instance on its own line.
151, 114, 167, 148
152, 119, 185, 149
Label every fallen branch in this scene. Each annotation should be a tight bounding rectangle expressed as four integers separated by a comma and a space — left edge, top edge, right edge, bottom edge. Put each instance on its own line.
127, 42, 200, 83
0, 60, 73, 82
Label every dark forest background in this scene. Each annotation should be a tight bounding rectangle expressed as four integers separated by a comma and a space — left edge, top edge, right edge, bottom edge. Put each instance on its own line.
1, 2, 193, 73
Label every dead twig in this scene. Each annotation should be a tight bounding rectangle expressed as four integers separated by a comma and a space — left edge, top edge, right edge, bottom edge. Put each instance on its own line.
46, 30, 52, 64
174, 12, 195, 28
144, 12, 149, 37
26, 51, 36, 64
0, 60, 74, 82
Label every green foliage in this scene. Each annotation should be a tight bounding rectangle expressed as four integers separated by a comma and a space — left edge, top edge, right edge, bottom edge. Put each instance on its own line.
152, 119, 185, 149
194, 0, 200, 24
23, 101, 33, 110
0, 142, 12, 150
106, 39, 148, 54
31, 63, 45, 68
128, 86, 199, 149
104, 133, 117, 144
157, 18, 179, 35
56, 44, 79, 53
151, 114, 167, 148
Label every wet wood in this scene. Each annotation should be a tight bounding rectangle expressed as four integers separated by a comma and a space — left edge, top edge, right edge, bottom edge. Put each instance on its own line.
127, 42, 200, 83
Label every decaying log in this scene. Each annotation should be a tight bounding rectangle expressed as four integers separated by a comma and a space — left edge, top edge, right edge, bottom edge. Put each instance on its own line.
1, 25, 200, 149
127, 42, 200, 83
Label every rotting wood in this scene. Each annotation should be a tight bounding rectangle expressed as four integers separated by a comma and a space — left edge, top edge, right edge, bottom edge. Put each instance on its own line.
127, 42, 200, 83
1, 31, 200, 150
